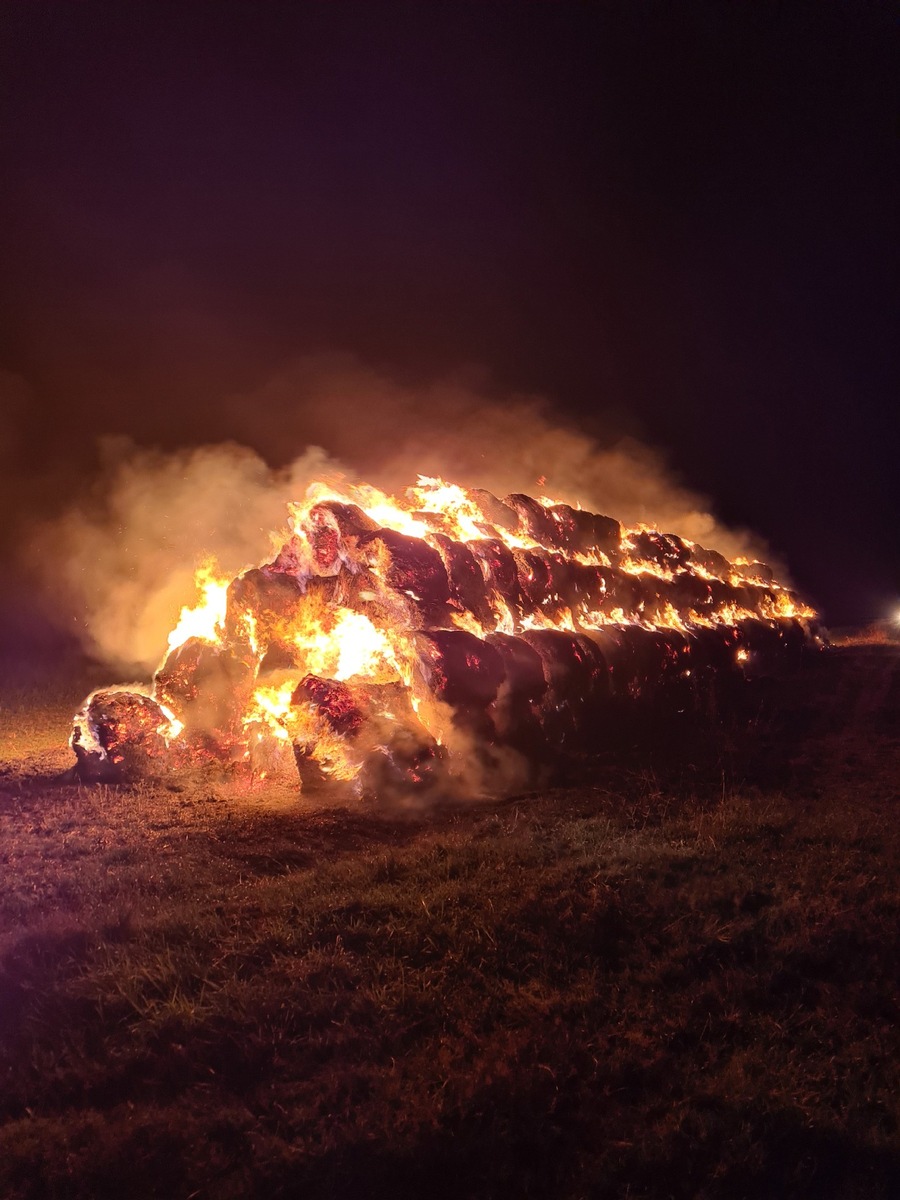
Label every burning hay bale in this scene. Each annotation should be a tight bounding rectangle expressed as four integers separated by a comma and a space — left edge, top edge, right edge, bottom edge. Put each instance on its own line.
71, 689, 188, 782
70, 475, 823, 791
154, 636, 257, 752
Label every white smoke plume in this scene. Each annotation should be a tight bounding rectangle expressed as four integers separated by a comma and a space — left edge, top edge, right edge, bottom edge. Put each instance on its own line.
28, 355, 769, 672
33, 440, 343, 670
220, 354, 767, 555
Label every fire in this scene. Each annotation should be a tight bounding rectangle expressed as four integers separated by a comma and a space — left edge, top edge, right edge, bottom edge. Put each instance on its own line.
167, 559, 229, 651
71, 474, 823, 791
292, 607, 403, 684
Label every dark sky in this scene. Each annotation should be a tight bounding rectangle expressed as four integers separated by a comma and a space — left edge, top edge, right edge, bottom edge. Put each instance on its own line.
0, 0, 897, 626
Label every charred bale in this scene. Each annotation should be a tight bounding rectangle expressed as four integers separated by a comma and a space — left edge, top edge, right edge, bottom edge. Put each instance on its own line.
427, 533, 496, 630
581, 628, 635, 700
591, 513, 623, 562
708, 578, 747, 617
690, 544, 732, 580
485, 632, 548, 752
652, 629, 694, 715
468, 538, 522, 621
779, 617, 812, 665
605, 626, 696, 730
601, 568, 645, 619
572, 631, 613, 709
503, 493, 561, 548
513, 548, 551, 612
154, 636, 257, 750
71, 690, 183, 782
546, 504, 621, 561
357, 731, 447, 801
667, 570, 719, 617
544, 553, 575, 615
356, 529, 451, 619
636, 576, 678, 624
225, 566, 306, 651
728, 582, 766, 618
485, 633, 548, 706
469, 489, 520, 533
513, 549, 572, 619
732, 560, 777, 587
689, 625, 746, 719
519, 629, 610, 749
414, 630, 506, 710
737, 617, 805, 676
567, 563, 609, 619
292, 674, 366, 738
298, 501, 379, 577
626, 529, 691, 574
615, 626, 668, 705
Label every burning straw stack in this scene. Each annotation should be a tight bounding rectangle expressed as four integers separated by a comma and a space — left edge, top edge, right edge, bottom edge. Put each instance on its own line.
71, 478, 822, 792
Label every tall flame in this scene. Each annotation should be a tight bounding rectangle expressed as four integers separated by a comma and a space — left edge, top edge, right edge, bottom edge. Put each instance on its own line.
167, 559, 230, 651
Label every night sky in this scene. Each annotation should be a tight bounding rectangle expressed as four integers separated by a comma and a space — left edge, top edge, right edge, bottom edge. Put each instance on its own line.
0, 1, 896, 630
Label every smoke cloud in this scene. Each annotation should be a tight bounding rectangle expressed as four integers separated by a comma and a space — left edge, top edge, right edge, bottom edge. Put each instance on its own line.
219, 355, 766, 555
25, 355, 768, 672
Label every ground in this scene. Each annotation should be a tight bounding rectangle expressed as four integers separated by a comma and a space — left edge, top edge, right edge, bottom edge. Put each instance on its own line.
1, 645, 899, 1199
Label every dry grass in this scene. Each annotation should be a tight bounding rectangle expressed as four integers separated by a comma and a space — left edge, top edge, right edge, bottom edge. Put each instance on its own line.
1, 647, 899, 1198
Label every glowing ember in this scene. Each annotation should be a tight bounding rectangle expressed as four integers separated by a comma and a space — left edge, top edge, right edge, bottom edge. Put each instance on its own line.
71, 475, 823, 791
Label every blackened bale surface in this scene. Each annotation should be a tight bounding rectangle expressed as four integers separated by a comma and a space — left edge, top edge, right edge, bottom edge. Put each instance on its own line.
582, 628, 635, 699
427, 533, 496, 630
469, 489, 519, 533
485, 633, 547, 752
485, 633, 548, 706
357, 530, 451, 615
737, 618, 797, 675
546, 504, 621, 561
691, 544, 733, 580
602, 569, 645, 619
627, 529, 691, 573
689, 626, 744, 717
357, 733, 447, 800
636, 576, 676, 623
616, 626, 669, 703
513, 550, 572, 619
414, 630, 506, 709
568, 563, 609, 618
733, 560, 777, 586
668, 571, 719, 616
520, 629, 610, 747
503, 493, 561, 548
154, 637, 257, 743
469, 538, 521, 619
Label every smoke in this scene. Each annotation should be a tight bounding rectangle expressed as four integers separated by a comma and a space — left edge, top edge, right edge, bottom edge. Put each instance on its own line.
220, 354, 766, 556
30, 439, 344, 671
26, 355, 768, 672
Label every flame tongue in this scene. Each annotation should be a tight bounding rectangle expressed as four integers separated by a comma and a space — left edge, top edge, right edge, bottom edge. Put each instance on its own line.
71, 475, 821, 789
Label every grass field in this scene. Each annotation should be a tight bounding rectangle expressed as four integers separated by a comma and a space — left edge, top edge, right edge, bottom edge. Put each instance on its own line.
1, 646, 899, 1199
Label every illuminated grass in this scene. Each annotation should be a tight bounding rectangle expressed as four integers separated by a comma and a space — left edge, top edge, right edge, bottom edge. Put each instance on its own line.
0, 648, 899, 1198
